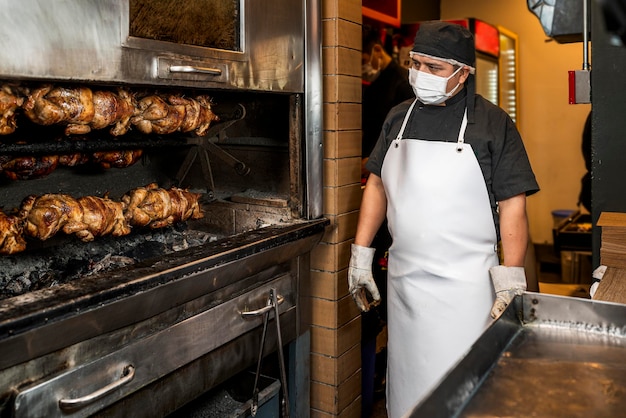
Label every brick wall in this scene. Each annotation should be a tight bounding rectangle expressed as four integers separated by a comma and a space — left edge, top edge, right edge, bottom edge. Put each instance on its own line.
310, 0, 363, 417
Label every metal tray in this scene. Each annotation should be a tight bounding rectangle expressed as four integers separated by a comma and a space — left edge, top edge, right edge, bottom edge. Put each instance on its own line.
408, 292, 626, 417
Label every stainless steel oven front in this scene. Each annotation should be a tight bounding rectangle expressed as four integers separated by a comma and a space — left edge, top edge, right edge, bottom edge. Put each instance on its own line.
0, 0, 304, 92
0, 0, 324, 416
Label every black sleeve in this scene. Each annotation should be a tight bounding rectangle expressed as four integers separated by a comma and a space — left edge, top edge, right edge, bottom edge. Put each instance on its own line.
488, 108, 539, 201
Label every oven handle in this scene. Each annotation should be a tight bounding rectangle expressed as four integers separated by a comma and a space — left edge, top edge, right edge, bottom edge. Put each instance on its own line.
169, 65, 223, 76
240, 294, 285, 318
58, 364, 135, 411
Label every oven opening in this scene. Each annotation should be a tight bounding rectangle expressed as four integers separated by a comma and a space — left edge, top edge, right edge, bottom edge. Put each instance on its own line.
0, 83, 301, 301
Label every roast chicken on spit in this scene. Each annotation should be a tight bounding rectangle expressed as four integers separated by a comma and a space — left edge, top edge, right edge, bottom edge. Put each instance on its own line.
71, 196, 131, 242
22, 85, 95, 133
22, 85, 137, 136
91, 149, 143, 169
0, 155, 59, 180
2, 82, 220, 137
0, 210, 27, 254
7, 183, 204, 252
0, 84, 24, 135
20, 193, 131, 242
20, 193, 86, 241
90, 89, 137, 136
58, 153, 91, 167
122, 183, 204, 229
0, 150, 142, 180
131, 94, 218, 136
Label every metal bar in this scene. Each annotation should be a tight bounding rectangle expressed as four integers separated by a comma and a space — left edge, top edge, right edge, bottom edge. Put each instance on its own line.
58, 365, 135, 411
203, 141, 250, 176
169, 65, 222, 76
583, 0, 590, 70
272, 288, 290, 418
304, 0, 323, 219
240, 295, 284, 318
251, 307, 270, 417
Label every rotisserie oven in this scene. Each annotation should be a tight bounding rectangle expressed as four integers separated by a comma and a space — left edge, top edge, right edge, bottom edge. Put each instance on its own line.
0, 0, 324, 416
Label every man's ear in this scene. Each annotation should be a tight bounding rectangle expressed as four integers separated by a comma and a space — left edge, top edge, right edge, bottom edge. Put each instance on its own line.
459, 67, 471, 84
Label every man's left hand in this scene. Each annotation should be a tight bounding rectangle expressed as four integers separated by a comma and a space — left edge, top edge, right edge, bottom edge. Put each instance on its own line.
489, 266, 527, 318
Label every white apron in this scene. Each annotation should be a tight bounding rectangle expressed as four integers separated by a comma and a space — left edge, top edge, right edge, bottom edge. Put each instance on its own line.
381, 100, 498, 418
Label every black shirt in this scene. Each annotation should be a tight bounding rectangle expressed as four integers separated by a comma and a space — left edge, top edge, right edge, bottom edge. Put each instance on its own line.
366, 89, 539, 232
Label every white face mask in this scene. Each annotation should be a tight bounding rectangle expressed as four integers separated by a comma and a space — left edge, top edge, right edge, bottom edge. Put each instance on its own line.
408, 66, 463, 105
362, 62, 380, 83
362, 52, 381, 83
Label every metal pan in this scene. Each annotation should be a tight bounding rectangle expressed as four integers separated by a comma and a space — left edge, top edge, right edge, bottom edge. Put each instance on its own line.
408, 292, 626, 417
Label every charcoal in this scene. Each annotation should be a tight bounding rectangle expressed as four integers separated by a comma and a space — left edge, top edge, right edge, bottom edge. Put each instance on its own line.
0, 226, 217, 300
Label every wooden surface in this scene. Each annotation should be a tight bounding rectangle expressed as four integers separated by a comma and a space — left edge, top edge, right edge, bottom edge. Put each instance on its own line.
593, 267, 626, 304
597, 211, 626, 227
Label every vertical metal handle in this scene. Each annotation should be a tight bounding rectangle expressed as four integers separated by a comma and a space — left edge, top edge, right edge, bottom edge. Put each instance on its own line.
271, 289, 290, 418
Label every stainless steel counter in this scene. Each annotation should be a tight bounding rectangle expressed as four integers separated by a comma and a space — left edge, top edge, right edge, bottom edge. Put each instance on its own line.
408, 292, 626, 417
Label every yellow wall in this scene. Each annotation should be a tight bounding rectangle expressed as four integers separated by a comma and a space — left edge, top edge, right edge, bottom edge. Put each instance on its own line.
441, 0, 591, 243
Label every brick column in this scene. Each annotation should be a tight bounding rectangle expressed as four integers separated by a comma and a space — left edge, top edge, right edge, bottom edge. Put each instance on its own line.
310, 0, 363, 417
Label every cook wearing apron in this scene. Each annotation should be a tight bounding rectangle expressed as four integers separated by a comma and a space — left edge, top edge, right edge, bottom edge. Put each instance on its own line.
348, 21, 539, 418
382, 101, 497, 417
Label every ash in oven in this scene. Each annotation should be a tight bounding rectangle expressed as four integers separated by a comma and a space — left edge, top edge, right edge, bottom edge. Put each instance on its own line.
0, 225, 218, 300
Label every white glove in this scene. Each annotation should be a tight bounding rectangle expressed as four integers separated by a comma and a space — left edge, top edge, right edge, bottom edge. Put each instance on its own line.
489, 266, 527, 318
589, 265, 607, 298
348, 244, 381, 312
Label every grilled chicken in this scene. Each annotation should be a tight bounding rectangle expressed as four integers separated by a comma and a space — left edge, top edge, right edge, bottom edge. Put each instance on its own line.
91, 89, 137, 136
20, 193, 84, 240
71, 196, 130, 242
20, 193, 131, 242
58, 153, 90, 167
0, 210, 27, 254
132, 95, 218, 136
10, 183, 201, 249
21, 85, 216, 137
194, 95, 219, 136
0, 84, 24, 135
0, 149, 143, 180
171, 96, 201, 133
169, 95, 219, 136
92, 149, 143, 169
161, 187, 204, 227
0, 155, 59, 180
23, 85, 95, 135
122, 183, 203, 229
131, 95, 184, 135
23, 86, 137, 136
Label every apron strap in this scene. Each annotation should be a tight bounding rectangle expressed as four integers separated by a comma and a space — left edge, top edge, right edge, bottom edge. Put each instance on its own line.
395, 99, 419, 144
456, 109, 468, 153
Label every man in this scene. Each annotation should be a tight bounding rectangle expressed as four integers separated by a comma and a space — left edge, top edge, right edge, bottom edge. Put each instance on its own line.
348, 21, 539, 418
359, 26, 414, 417
361, 26, 415, 177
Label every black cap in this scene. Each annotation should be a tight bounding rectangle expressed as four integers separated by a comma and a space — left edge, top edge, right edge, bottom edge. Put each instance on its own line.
412, 21, 475, 67
413, 20, 477, 121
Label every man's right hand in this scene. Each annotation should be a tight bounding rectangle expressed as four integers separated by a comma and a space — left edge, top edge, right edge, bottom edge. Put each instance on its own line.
348, 244, 381, 312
